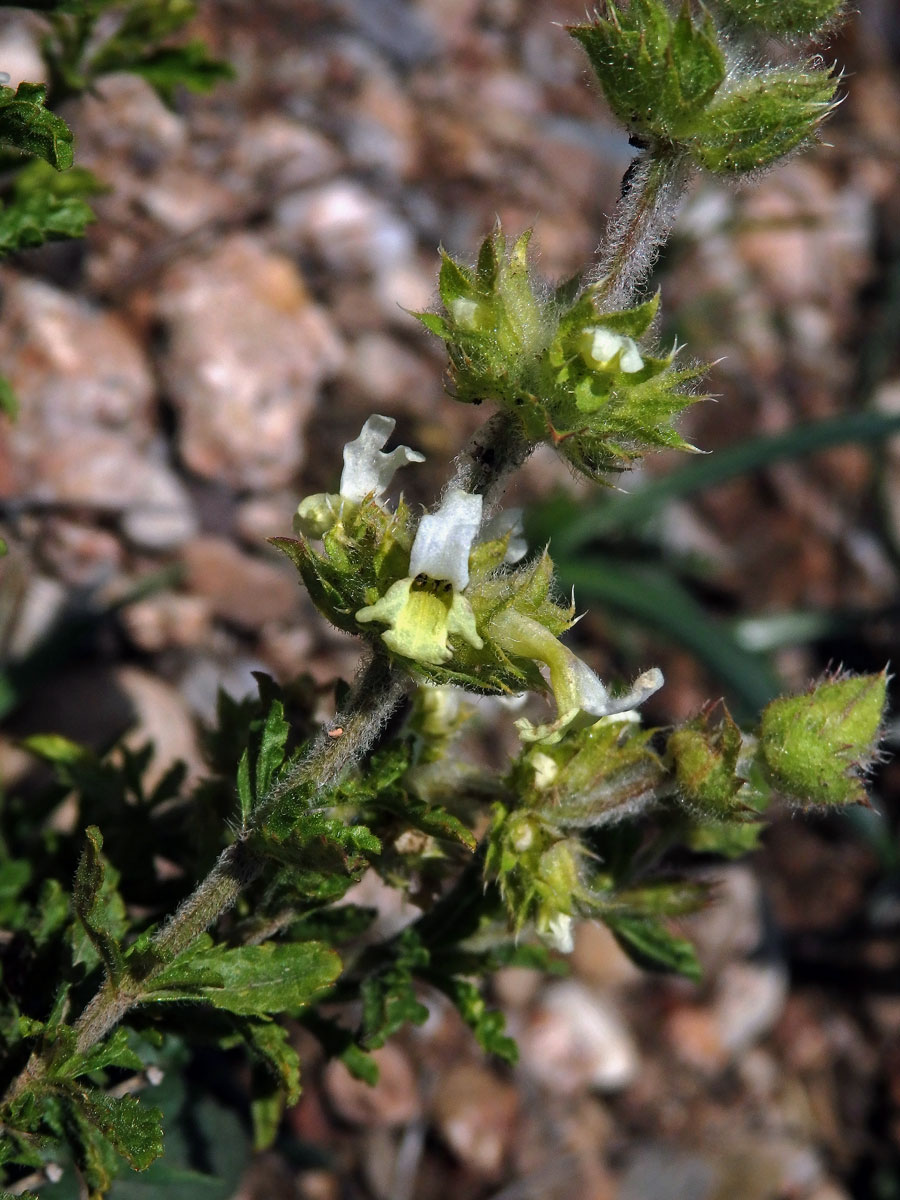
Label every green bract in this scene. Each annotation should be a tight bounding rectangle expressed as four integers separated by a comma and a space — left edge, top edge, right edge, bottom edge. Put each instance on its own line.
715, 0, 845, 38
693, 69, 839, 174
418, 228, 705, 481
568, 1, 840, 176
568, 1, 726, 144
668, 703, 748, 816
758, 672, 887, 807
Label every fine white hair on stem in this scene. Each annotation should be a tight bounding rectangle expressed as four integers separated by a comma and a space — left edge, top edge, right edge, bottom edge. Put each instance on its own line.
590, 153, 691, 310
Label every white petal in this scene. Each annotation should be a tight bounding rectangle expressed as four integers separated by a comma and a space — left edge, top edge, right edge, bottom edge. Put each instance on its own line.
603, 667, 665, 716
544, 913, 574, 954
618, 337, 644, 374
339, 414, 424, 503
568, 654, 612, 717
409, 489, 483, 592
480, 507, 527, 563
587, 328, 624, 365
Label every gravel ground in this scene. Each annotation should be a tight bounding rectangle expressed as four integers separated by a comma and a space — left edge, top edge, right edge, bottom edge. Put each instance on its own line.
2, 2, 900, 1197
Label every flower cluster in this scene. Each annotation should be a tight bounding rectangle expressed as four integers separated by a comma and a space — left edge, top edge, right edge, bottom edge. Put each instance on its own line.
417, 228, 706, 481
276, 415, 663, 746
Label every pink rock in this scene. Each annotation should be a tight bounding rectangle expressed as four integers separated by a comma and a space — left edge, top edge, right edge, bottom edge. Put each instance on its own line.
157, 235, 344, 490
323, 1044, 421, 1128
181, 536, 300, 630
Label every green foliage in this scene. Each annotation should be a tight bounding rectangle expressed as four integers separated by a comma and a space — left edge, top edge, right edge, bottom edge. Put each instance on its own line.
418, 228, 706, 481
42, 0, 234, 105
0, 1, 891, 1194
692, 68, 839, 174
0, 80, 73, 167
568, 0, 840, 176
715, 0, 844, 38
0, 159, 102, 252
73, 826, 127, 980
144, 939, 341, 1015
569, 1, 726, 143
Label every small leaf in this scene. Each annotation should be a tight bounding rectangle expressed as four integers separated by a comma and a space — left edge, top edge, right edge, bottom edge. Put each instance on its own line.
54, 1027, 145, 1081
145, 941, 341, 1016
691, 67, 839, 174
236, 749, 252, 827
119, 41, 235, 105
0, 190, 95, 252
0, 82, 74, 168
73, 826, 126, 979
23, 732, 91, 764
240, 1018, 301, 1104
435, 976, 518, 1063
255, 700, 290, 804
359, 929, 430, 1048
605, 912, 702, 980
72, 1090, 164, 1171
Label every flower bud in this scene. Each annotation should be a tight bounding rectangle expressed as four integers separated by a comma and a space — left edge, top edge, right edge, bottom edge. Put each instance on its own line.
759, 672, 887, 808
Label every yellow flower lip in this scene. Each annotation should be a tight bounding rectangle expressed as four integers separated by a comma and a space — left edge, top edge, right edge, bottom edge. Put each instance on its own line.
356, 576, 483, 666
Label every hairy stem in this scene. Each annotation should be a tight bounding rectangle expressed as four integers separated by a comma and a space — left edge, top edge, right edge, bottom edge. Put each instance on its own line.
592, 151, 692, 309
450, 409, 536, 512
2, 414, 530, 1106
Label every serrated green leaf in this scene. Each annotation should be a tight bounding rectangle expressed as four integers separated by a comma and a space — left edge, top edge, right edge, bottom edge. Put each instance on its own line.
254, 700, 289, 805
0, 190, 95, 253
360, 929, 430, 1048
72, 1091, 164, 1171
568, 1, 726, 140
57, 1028, 146, 1080
145, 941, 341, 1016
436, 976, 518, 1063
0, 82, 74, 169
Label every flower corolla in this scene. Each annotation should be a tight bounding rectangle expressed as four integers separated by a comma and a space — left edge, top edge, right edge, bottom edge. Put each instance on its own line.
486, 607, 663, 744
294, 414, 424, 538
578, 327, 644, 374
356, 488, 485, 666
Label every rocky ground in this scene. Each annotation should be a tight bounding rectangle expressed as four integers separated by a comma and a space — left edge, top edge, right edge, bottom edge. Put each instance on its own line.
1, 1, 900, 1197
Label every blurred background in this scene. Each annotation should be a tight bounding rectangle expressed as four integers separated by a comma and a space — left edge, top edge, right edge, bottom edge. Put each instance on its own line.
1, 1, 900, 1197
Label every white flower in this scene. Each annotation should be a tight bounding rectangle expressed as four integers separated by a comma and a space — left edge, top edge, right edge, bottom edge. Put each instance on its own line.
543, 912, 575, 954
479, 507, 528, 564
295, 413, 423, 537
339, 413, 425, 504
356, 488, 485, 665
486, 607, 663, 744
579, 327, 644, 374
408, 488, 483, 592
